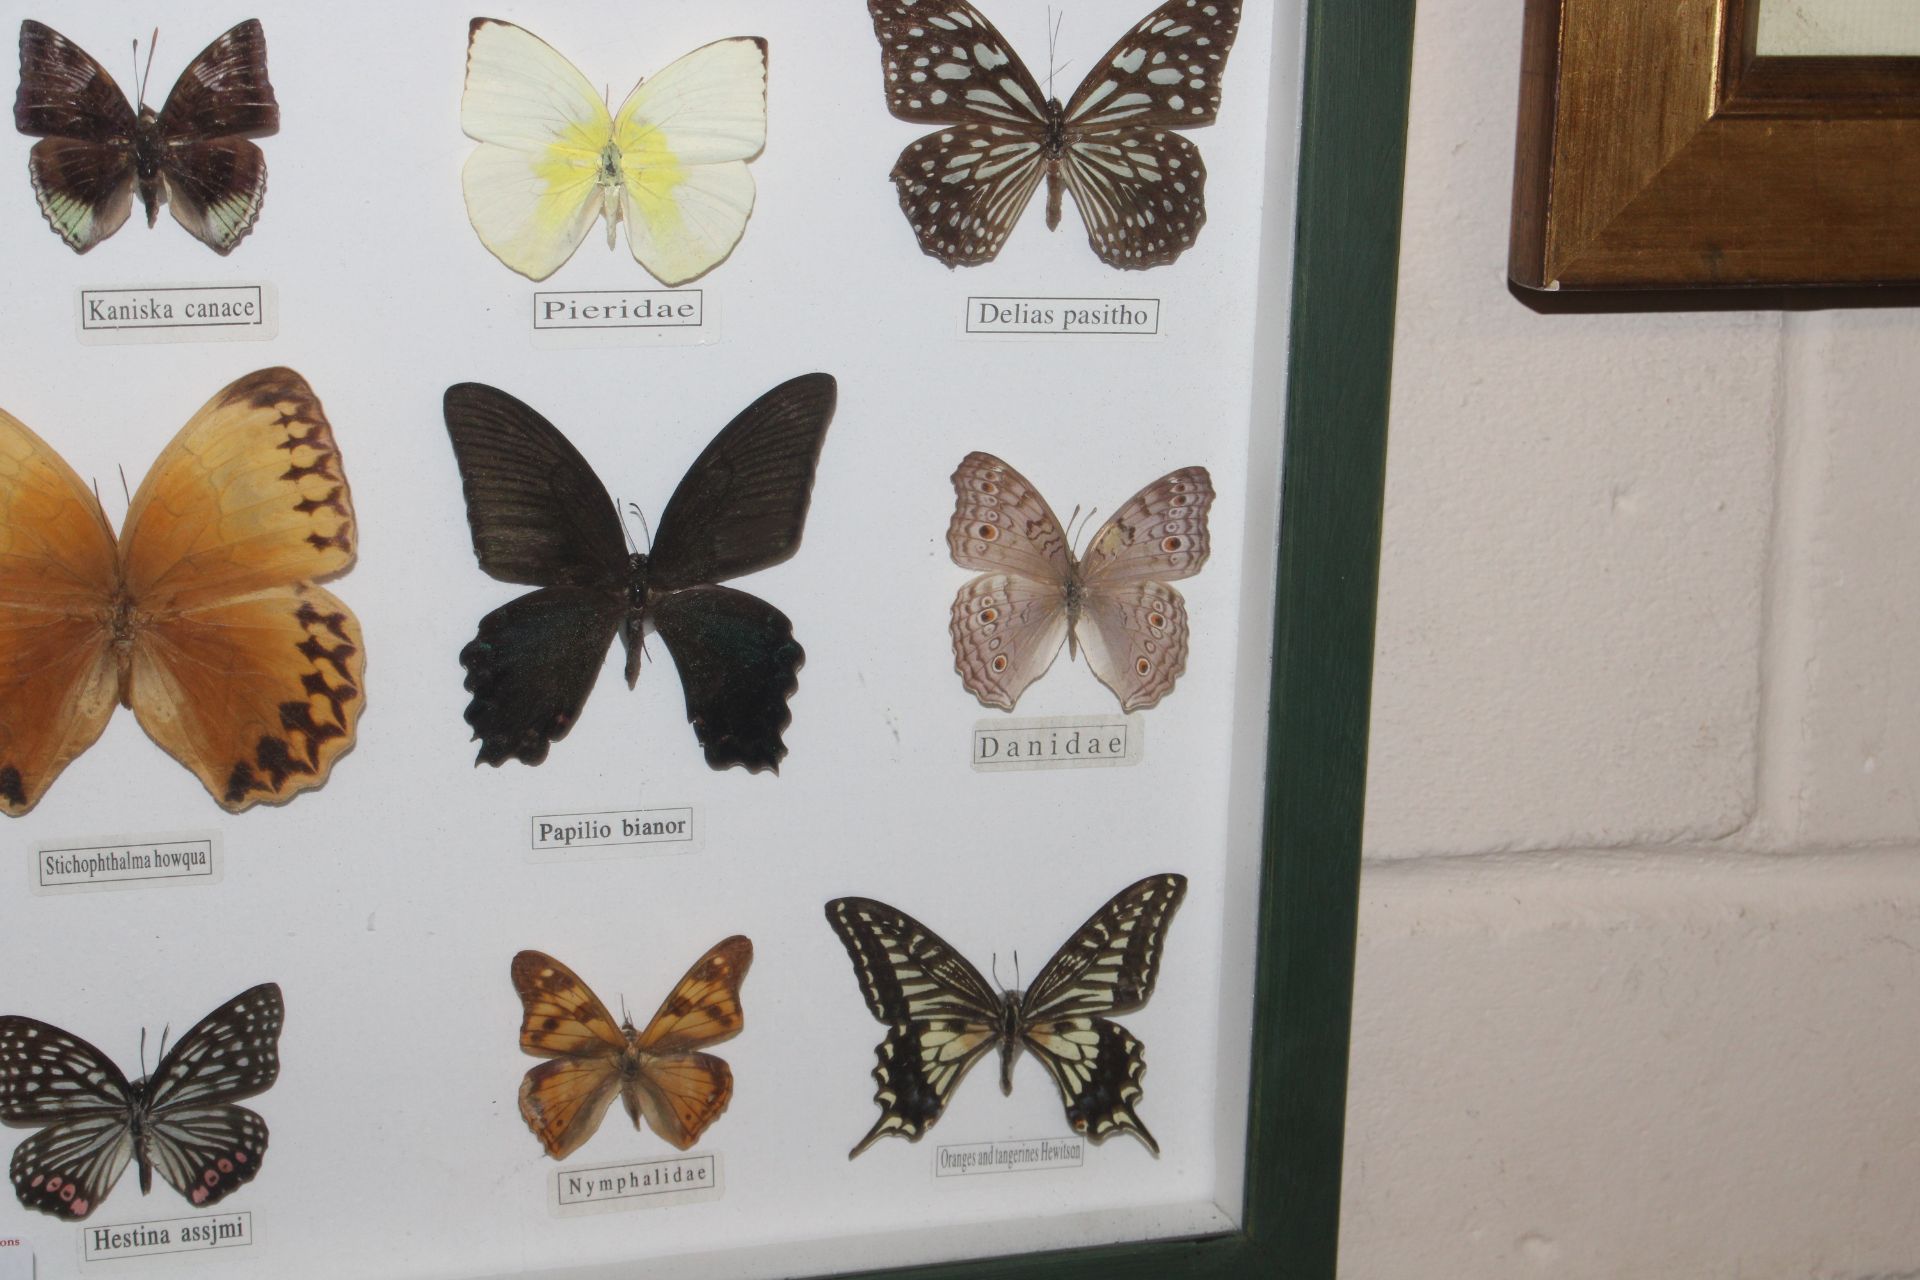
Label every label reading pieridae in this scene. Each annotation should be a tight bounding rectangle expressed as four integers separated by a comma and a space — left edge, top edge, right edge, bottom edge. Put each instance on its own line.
528, 807, 699, 861
34, 834, 221, 895
79, 1212, 250, 1262
76, 284, 276, 345
971, 715, 1144, 771
530, 289, 715, 347
0, 1235, 29, 1279
935, 1136, 1086, 1176
550, 1154, 721, 1216
962, 296, 1161, 338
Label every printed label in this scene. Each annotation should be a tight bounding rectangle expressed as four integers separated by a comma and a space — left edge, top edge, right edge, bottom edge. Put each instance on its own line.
528, 807, 698, 860
34, 835, 221, 895
963, 296, 1161, 338
0, 1236, 30, 1280
76, 284, 275, 345
971, 715, 1143, 772
550, 1154, 721, 1216
935, 1136, 1086, 1176
80, 1212, 250, 1262
530, 289, 714, 347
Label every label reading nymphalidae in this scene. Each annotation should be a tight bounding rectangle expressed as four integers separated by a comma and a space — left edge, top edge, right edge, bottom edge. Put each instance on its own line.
550, 1154, 721, 1216
971, 715, 1144, 772
34, 834, 221, 895
934, 1136, 1086, 1177
0, 1235, 30, 1279
79, 1212, 250, 1262
527, 807, 699, 860
530, 289, 714, 347
962, 295, 1161, 338
76, 284, 276, 345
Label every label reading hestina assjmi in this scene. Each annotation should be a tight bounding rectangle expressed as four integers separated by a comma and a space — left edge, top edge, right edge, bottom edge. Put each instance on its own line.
80, 1212, 250, 1261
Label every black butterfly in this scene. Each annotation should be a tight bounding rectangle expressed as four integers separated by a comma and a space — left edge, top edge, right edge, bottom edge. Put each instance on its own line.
13, 19, 279, 253
825, 873, 1187, 1157
865, 0, 1243, 268
0, 984, 283, 1220
444, 374, 837, 772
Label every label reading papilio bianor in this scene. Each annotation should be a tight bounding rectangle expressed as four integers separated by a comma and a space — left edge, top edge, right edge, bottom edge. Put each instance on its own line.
76, 284, 276, 345
528, 807, 699, 860
550, 1154, 721, 1216
962, 295, 1161, 338
971, 715, 1144, 772
34, 834, 221, 895
79, 1211, 251, 1262
530, 289, 715, 347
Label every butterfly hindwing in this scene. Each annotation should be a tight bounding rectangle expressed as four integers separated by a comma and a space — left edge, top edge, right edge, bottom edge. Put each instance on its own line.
1023, 1016, 1157, 1152
142, 1105, 268, 1207
948, 572, 1070, 711
461, 587, 626, 767
1076, 578, 1191, 712
650, 586, 802, 772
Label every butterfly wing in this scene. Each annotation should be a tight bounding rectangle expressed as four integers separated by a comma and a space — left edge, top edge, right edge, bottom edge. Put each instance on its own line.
460, 587, 624, 767
141, 983, 281, 1206
0, 407, 121, 816
627, 936, 750, 1150
649, 373, 837, 590
612, 38, 767, 286
1053, 0, 1242, 268
866, 1, 1054, 265
460, 19, 616, 281
650, 586, 801, 773
1016, 874, 1186, 1152
149, 20, 277, 253
0, 1016, 135, 1219
512, 952, 630, 1159
946, 453, 1074, 709
115, 369, 362, 811
14, 21, 137, 251
825, 898, 1003, 1157
1075, 467, 1212, 711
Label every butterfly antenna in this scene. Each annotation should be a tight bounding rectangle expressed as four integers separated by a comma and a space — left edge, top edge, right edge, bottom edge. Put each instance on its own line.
118, 463, 133, 507
1047, 9, 1071, 100
991, 952, 1005, 991
134, 30, 158, 109
629, 502, 653, 554
1012, 950, 1023, 992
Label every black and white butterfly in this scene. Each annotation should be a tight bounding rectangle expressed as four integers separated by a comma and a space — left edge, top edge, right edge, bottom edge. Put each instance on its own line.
825, 874, 1186, 1156
865, 0, 1242, 268
13, 20, 279, 253
0, 984, 283, 1220
443, 374, 837, 772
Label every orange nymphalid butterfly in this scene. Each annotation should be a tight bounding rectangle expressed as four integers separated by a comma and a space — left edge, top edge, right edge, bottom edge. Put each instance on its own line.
0, 368, 362, 815
512, 940, 751, 1159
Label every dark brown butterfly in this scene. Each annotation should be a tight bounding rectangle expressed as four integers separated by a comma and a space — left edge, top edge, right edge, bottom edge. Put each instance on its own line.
0, 984, 283, 1220
443, 374, 836, 772
13, 19, 279, 253
866, 0, 1243, 268
826, 874, 1187, 1157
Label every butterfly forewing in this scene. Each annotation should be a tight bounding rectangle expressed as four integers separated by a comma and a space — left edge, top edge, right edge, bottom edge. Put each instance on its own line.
635, 936, 752, 1055
1022, 874, 1188, 1022
1077, 467, 1214, 588
947, 452, 1072, 582
1063, 0, 1243, 130
155, 21, 278, 140
512, 952, 630, 1060
650, 373, 837, 589
867, 1, 1052, 126
15, 22, 137, 252
144, 985, 282, 1111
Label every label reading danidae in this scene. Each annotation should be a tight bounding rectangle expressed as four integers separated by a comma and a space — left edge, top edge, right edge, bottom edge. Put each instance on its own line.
76, 284, 276, 345
530, 289, 715, 347
935, 1136, 1086, 1176
79, 1212, 250, 1262
971, 715, 1144, 771
962, 295, 1161, 338
528, 807, 699, 861
550, 1154, 721, 1216
34, 834, 221, 895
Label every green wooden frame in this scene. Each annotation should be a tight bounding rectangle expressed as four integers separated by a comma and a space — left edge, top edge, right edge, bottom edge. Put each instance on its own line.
836, 2, 1414, 1276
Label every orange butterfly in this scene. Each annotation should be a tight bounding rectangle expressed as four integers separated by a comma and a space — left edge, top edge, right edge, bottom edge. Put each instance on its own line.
512, 940, 751, 1158
0, 368, 362, 815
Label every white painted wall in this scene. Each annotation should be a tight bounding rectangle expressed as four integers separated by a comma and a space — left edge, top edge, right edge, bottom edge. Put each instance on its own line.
1339, 2, 1920, 1274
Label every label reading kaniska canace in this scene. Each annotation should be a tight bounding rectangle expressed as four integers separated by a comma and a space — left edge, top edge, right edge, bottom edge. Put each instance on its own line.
76, 284, 276, 345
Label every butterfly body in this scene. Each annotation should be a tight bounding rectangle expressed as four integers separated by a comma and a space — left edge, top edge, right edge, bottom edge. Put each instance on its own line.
0, 984, 283, 1220
444, 374, 834, 772
513, 943, 750, 1159
947, 452, 1213, 712
14, 20, 279, 253
866, 0, 1243, 268
826, 874, 1187, 1157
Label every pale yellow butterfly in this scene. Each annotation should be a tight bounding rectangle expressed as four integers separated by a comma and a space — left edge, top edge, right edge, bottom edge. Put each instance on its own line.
459, 19, 768, 284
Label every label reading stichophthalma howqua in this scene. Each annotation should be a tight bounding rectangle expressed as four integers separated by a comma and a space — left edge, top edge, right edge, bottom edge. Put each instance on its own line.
76, 284, 276, 345
550, 1154, 721, 1216
79, 1212, 250, 1262
34, 834, 221, 895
